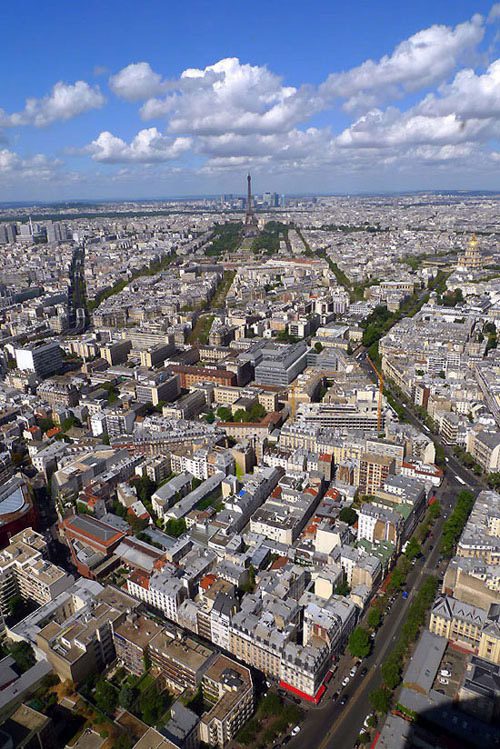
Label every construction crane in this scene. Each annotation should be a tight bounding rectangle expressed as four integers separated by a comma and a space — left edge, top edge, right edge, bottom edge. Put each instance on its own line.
367, 355, 384, 433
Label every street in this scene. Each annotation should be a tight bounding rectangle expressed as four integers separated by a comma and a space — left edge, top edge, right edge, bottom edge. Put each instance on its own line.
285, 379, 482, 749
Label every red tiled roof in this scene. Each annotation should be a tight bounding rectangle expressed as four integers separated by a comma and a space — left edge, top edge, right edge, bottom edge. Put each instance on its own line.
200, 573, 217, 590
129, 569, 150, 589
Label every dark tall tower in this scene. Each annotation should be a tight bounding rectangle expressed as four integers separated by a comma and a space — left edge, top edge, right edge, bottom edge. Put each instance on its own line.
244, 172, 258, 236
246, 173, 253, 216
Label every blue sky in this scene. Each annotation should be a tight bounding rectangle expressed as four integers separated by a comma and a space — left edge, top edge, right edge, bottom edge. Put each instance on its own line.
0, 0, 498, 200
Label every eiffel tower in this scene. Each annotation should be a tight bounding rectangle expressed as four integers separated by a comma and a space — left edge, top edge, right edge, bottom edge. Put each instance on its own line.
244, 173, 259, 237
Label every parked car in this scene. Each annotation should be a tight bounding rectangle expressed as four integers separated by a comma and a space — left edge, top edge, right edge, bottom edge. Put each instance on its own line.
360, 667, 368, 677
291, 726, 301, 736
350, 666, 358, 677
439, 677, 449, 685
332, 691, 340, 701
340, 694, 349, 706
342, 676, 350, 687
440, 669, 451, 678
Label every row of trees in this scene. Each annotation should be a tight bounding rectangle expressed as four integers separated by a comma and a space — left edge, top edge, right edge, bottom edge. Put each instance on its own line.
216, 403, 267, 423
236, 691, 302, 748
452, 446, 483, 477
369, 576, 439, 714
361, 270, 449, 350
205, 222, 242, 256
251, 221, 289, 255
349, 500, 440, 662
88, 252, 176, 312
440, 490, 475, 556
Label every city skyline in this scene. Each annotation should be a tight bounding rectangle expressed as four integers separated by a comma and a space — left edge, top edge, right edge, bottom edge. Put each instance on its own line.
0, 0, 499, 201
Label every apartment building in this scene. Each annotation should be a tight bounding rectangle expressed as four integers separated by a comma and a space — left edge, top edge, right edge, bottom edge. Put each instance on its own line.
297, 398, 383, 433
149, 630, 215, 693
99, 340, 132, 366
36, 587, 138, 684
151, 472, 192, 518
429, 595, 500, 665
456, 490, 500, 565
14, 341, 63, 379
36, 380, 80, 408
135, 372, 180, 406
127, 568, 188, 622
254, 341, 308, 387
467, 429, 500, 473
199, 655, 254, 748
357, 503, 403, 547
135, 455, 171, 484
139, 341, 175, 368
0, 529, 73, 618
170, 365, 236, 389
113, 613, 164, 676
359, 453, 395, 495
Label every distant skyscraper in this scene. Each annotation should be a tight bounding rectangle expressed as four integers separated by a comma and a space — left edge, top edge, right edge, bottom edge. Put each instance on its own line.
0, 223, 17, 244
280, 194, 286, 208
46, 221, 70, 243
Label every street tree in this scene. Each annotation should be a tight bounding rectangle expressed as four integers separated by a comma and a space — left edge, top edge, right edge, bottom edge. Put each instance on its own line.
348, 627, 371, 659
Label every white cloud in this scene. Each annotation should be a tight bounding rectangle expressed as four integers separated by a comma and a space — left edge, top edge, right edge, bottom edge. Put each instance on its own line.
321, 15, 485, 111
140, 57, 319, 135
87, 127, 192, 163
197, 127, 334, 163
488, 3, 500, 22
336, 56, 500, 153
417, 59, 500, 119
336, 108, 495, 149
0, 148, 62, 179
0, 81, 105, 127
109, 62, 167, 101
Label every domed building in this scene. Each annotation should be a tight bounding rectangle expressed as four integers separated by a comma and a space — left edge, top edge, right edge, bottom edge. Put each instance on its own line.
0, 477, 37, 548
